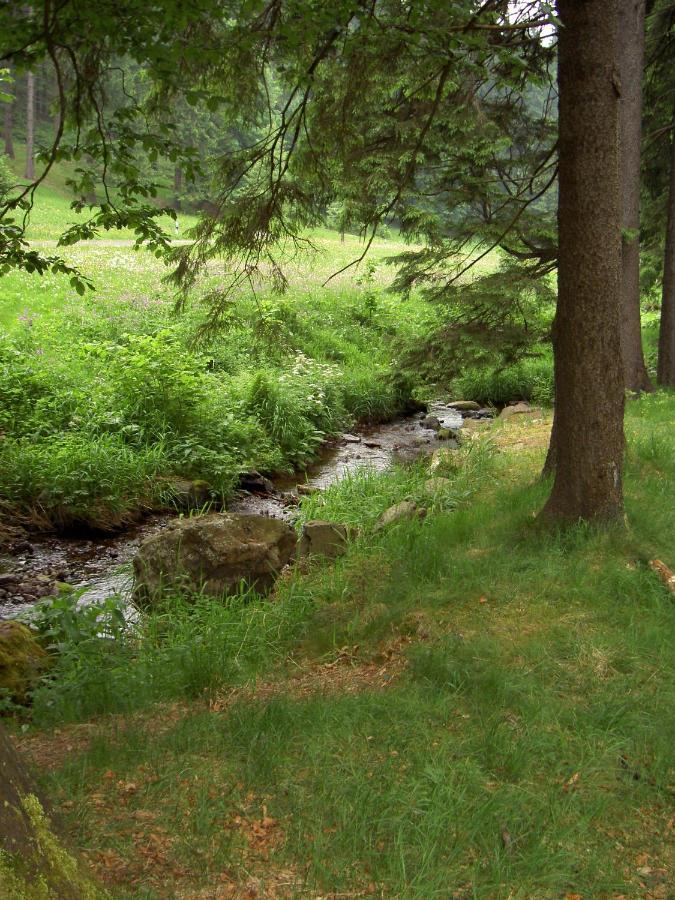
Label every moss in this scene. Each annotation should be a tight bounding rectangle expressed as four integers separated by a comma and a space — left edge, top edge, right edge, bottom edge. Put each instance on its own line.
0, 794, 107, 899
0, 622, 50, 703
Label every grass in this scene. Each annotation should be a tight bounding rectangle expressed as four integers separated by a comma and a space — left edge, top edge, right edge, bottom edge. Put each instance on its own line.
0, 185, 442, 529
10, 393, 675, 898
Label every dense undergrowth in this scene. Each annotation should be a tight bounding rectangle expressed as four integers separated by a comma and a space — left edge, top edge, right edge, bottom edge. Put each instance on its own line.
2, 171, 663, 533
0, 212, 435, 530
10, 393, 674, 897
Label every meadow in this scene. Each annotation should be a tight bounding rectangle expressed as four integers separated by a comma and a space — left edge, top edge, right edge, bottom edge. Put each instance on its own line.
1, 178, 444, 531
2, 164, 673, 899
1, 163, 554, 533
12, 393, 675, 898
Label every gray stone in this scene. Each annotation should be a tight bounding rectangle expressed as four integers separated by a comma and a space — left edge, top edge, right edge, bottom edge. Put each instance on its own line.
342, 433, 362, 443
299, 520, 349, 559
499, 402, 537, 420
422, 415, 441, 430
375, 501, 426, 531
424, 477, 452, 495
239, 470, 275, 494
448, 400, 480, 411
133, 512, 297, 602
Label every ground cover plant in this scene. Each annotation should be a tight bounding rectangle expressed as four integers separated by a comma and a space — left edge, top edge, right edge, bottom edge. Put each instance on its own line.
7, 394, 673, 898
0, 193, 444, 530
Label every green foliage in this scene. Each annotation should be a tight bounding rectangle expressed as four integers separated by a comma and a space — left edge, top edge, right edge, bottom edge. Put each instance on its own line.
0, 230, 426, 529
24, 396, 674, 897
451, 353, 555, 405
0, 434, 165, 530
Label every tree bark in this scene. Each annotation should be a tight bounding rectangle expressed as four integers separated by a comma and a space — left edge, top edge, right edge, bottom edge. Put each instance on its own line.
2, 62, 14, 158
174, 165, 182, 209
0, 723, 105, 896
24, 70, 35, 180
2, 99, 13, 158
619, 0, 652, 392
542, 1, 625, 523
657, 126, 675, 386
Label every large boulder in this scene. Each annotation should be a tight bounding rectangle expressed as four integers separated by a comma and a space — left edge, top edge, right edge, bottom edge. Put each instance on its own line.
133, 513, 297, 602
0, 622, 50, 704
299, 520, 349, 559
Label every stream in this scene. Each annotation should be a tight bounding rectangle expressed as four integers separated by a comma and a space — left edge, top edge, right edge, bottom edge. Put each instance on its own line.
0, 402, 483, 619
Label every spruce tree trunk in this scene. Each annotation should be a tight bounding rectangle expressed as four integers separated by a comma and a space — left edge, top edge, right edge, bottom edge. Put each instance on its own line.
657, 126, 675, 387
0, 724, 105, 896
24, 71, 35, 180
542, 0, 625, 523
3, 100, 13, 158
2, 62, 14, 158
619, 0, 652, 392
174, 165, 182, 209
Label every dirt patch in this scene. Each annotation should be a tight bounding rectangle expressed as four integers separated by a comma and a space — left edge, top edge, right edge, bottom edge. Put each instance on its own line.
210, 637, 411, 714
14, 701, 189, 772
492, 415, 552, 454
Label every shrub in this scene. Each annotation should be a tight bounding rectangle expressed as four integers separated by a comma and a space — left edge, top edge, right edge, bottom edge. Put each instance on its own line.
0, 433, 165, 529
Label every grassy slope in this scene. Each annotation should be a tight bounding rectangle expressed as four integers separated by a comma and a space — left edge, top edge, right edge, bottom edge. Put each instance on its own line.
5, 144, 199, 242
12, 395, 674, 898
0, 185, 443, 529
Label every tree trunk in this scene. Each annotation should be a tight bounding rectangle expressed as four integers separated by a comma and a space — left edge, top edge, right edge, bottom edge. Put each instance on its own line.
0, 723, 105, 896
619, 0, 652, 392
174, 165, 182, 209
542, 1, 625, 523
2, 63, 14, 158
3, 100, 13, 158
657, 126, 675, 386
24, 70, 35, 180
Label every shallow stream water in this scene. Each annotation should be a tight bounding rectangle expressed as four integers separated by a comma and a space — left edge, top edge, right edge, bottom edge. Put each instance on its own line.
0, 402, 469, 619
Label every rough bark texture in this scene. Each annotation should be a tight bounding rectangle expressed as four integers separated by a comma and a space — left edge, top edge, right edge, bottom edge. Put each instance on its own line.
3, 82, 14, 158
619, 0, 652, 392
24, 71, 35, 180
542, 1, 625, 523
0, 724, 105, 897
657, 127, 675, 386
174, 165, 182, 208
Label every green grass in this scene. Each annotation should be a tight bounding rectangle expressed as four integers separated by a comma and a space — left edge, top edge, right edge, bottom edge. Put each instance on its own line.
12, 394, 675, 898
0, 187, 441, 529
4, 143, 199, 241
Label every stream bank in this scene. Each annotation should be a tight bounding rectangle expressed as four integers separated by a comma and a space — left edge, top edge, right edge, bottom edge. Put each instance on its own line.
0, 402, 492, 618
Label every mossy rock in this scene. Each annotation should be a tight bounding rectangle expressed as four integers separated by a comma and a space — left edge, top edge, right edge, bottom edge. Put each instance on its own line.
0, 622, 50, 704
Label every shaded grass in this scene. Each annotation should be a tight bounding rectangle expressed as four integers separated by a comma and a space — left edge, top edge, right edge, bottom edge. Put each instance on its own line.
14, 394, 675, 898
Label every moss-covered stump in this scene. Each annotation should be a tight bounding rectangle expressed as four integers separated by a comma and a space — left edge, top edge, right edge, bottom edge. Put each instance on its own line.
0, 621, 50, 703
0, 724, 107, 898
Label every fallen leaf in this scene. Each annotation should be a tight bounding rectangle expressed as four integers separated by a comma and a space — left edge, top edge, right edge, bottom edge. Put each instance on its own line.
132, 810, 156, 822
563, 772, 580, 792
649, 559, 675, 594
